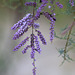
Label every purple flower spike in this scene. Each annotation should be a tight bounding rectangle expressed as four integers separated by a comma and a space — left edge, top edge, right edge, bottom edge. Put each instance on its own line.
31, 34, 35, 47
13, 37, 29, 51
43, 12, 56, 21
35, 30, 47, 45
49, 20, 55, 42
34, 36, 41, 53
30, 34, 35, 59
31, 46, 35, 59
22, 45, 31, 54
50, 29, 54, 42
69, 0, 74, 6
11, 13, 32, 30
56, 2, 63, 8
43, 12, 51, 20
25, 2, 37, 7
34, 0, 48, 20
34, 23, 40, 29
13, 26, 28, 40
58, 4, 63, 8
56, 2, 59, 5
32, 67, 36, 75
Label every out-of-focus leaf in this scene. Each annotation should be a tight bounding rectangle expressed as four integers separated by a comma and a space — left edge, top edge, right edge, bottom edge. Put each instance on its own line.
56, 48, 64, 57
66, 55, 74, 61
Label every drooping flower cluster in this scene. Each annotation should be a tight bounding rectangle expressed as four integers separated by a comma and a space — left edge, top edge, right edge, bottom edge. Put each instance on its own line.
22, 45, 31, 54
11, 0, 48, 73
11, 13, 32, 30
43, 12, 56, 42
41, 0, 63, 42
56, 2, 63, 8
11, 0, 64, 75
35, 30, 47, 45
11, 1, 50, 74
34, 0, 48, 21
13, 37, 29, 51
11, 13, 47, 53
25, 2, 36, 7
34, 35, 41, 53
49, 20, 55, 42
69, 0, 74, 6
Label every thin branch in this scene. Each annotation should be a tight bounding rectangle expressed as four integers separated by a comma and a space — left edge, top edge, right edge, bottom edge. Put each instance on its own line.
64, 20, 75, 60
61, 20, 75, 35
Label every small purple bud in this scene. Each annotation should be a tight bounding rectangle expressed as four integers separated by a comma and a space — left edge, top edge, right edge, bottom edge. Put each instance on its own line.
48, 5, 51, 8
34, 23, 40, 29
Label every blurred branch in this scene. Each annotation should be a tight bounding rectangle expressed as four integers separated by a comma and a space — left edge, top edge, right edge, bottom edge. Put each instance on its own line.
64, 19, 75, 60
61, 19, 75, 35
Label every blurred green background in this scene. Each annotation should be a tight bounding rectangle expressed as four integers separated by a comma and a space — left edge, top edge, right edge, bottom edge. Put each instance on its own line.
0, 0, 75, 75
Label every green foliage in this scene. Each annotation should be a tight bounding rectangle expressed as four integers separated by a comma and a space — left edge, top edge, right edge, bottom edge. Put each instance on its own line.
56, 48, 74, 66
0, 0, 75, 14
54, 25, 75, 45
55, 22, 75, 63
54, 31, 75, 47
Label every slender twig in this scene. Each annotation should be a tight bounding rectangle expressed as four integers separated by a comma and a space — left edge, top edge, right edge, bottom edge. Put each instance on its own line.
64, 20, 75, 60
61, 20, 75, 35
32, 0, 36, 74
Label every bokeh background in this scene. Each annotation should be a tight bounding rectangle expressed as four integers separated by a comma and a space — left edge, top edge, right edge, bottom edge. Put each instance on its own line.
0, 0, 75, 75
